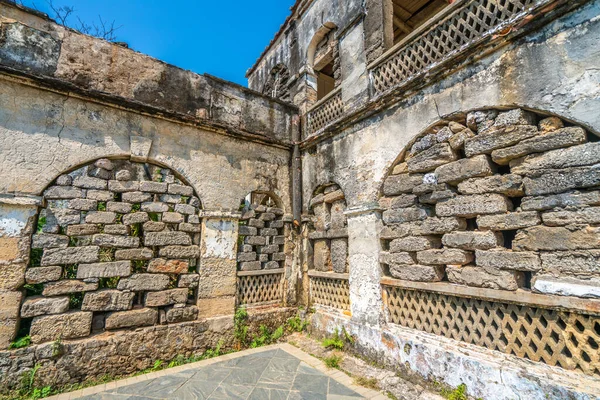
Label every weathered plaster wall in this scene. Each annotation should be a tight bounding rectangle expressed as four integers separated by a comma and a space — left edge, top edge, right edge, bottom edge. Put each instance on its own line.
0, 1, 297, 144
0, 78, 292, 210
302, 0, 600, 211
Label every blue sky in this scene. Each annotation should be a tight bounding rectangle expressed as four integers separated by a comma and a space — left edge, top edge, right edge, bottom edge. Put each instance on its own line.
20, 0, 295, 86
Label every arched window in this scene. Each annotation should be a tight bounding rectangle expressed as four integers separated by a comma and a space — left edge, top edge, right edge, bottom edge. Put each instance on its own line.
307, 23, 340, 102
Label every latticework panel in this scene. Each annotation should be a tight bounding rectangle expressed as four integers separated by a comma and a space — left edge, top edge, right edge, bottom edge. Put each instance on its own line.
307, 90, 344, 134
310, 276, 350, 311
237, 273, 283, 305
371, 0, 540, 95
384, 286, 600, 375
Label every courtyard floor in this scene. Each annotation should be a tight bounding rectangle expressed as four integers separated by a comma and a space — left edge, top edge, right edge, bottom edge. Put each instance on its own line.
48, 343, 384, 400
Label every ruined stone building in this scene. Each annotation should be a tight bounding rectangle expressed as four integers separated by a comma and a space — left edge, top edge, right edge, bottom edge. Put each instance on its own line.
0, 0, 599, 398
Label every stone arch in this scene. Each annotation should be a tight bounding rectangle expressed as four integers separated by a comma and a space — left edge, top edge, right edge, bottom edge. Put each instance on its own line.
21, 157, 203, 344
379, 107, 599, 292
262, 64, 292, 103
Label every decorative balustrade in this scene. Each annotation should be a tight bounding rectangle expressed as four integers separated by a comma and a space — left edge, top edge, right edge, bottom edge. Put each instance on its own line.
237, 269, 284, 306
306, 88, 344, 135
309, 271, 350, 311
370, 0, 550, 97
383, 281, 600, 376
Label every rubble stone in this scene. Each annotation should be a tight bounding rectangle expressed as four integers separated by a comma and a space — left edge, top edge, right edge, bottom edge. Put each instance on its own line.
105, 308, 158, 330
389, 264, 445, 282
475, 249, 541, 271
107, 202, 133, 213
513, 226, 600, 251
457, 174, 524, 196
442, 231, 502, 250
416, 249, 473, 265
389, 236, 441, 252
25, 266, 62, 284
491, 127, 586, 164
541, 207, 600, 226
144, 231, 191, 246
541, 251, 600, 277
436, 194, 512, 218
85, 211, 116, 224
117, 274, 170, 291
41, 246, 99, 266
159, 246, 201, 259
446, 265, 524, 290
81, 290, 135, 312
521, 190, 600, 211
383, 174, 424, 196
178, 274, 199, 288
92, 234, 140, 248
435, 155, 494, 184
147, 258, 189, 274
31, 234, 69, 249
382, 206, 432, 224
407, 143, 458, 173
145, 289, 188, 307
66, 224, 100, 236
73, 176, 107, 190
476, 212, 540, 231
464, 125, 538, 157
21, 296, 69, 318
511, 142, 600, 175
30, 312, 92, 343
76, 261, 131, 279
43, 280, 98, 296
69, 198, 98, 211
166, 306, 198, 323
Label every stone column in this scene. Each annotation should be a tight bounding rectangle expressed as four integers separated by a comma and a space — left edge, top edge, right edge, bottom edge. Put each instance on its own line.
196, 210, 241, 318
0, 196, 40, 349
345, 204, 384, 326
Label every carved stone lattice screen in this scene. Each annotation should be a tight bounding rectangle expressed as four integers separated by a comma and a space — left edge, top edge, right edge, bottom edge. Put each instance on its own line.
236, 193, 285, 305
371, 0, 543, 96
308, 183, 350, 310
307, 89, 343, 134
237, 270, 284, 306
22, 159, 202, 344
309, 273, 350, 311
384, 285, 600, 376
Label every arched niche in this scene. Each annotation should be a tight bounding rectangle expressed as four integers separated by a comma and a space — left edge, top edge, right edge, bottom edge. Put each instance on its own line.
306, 22, 340, 102
21, 158, 203, 344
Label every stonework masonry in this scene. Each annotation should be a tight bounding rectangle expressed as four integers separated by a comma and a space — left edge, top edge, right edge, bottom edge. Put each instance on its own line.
1, 0, 600, 398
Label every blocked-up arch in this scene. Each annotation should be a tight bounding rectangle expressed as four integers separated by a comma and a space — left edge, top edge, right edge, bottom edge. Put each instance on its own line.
307, 182, 350, 311
21, 158, 203, 344
379, 107, 600, 375
236, 191, 286, 307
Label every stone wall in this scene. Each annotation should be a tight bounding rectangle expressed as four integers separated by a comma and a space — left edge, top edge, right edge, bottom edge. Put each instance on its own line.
22, 159, 203, 345
0, 308, 296, 392
380, 108, 600, 297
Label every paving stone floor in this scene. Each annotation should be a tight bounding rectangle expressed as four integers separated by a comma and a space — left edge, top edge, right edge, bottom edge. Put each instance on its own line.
72, 347, 367, 400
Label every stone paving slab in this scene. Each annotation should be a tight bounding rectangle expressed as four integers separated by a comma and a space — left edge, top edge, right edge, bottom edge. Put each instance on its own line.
48, 344, 384, 400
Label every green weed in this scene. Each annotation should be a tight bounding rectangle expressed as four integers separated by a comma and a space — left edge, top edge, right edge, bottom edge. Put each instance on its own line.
441, 383, 468, 400
9, 335, 31, 349
234, 307, 249, 346
323, 354, 342, 369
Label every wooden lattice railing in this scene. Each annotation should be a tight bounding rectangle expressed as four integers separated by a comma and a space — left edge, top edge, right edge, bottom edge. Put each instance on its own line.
383, 283, 600, 375
370, 0, 551, 97
306, 88, 344, 135
309, 271, 350, 311
237, 269, 284, 306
